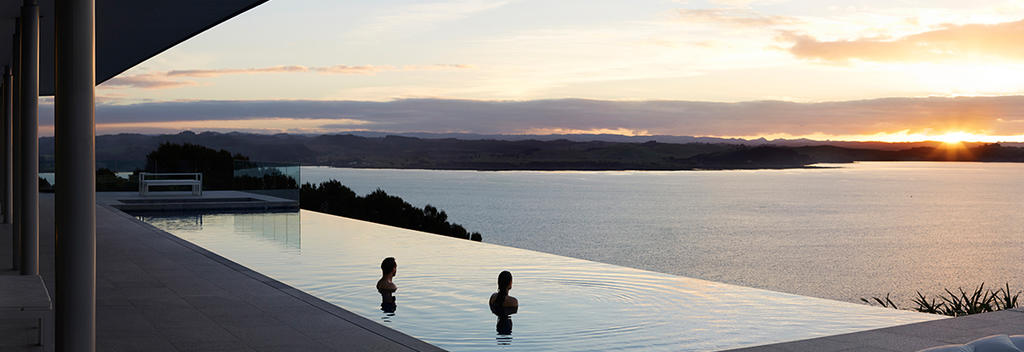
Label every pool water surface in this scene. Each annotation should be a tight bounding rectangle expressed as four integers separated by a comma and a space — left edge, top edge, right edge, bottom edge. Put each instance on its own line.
135, 210, 942, 351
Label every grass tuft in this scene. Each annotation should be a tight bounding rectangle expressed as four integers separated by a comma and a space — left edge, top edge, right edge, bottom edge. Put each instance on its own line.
862, 282, 1021, 316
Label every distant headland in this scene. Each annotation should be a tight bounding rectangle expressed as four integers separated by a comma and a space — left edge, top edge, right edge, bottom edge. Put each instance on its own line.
37, 131, 1024, 172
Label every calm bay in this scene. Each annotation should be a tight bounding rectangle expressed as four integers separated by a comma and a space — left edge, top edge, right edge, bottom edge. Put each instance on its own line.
301, 162, 1024, 306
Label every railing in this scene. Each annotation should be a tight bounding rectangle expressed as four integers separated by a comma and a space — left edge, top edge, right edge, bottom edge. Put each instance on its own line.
233, 161, 300, 201
138, 172, 203, 196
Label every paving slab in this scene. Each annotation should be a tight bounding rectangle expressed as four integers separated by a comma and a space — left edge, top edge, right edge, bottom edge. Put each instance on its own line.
726, 309, 1024, 352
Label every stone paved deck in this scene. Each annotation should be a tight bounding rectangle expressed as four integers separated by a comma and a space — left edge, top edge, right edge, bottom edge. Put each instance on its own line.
1, 194, 442, 351
723, 303, 1024, 352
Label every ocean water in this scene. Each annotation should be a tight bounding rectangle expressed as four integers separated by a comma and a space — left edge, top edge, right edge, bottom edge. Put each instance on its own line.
137, 210, 940, 351
301, 162, 1024, 306
40, 171, 132, 185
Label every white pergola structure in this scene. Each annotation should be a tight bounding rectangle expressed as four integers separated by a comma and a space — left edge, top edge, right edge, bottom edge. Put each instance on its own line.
0, 0, 266, 350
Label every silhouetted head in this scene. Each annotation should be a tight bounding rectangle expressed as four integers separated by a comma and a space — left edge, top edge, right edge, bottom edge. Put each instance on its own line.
498, 270, 512, 292
381, 257, 397, 277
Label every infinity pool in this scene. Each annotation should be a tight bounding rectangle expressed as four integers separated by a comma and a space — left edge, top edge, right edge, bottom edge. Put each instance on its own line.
134, 210, 942, 351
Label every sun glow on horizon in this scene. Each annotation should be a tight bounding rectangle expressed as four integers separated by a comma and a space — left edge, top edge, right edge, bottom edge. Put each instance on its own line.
715, 130, 1024, 144
933, 131, 975, 145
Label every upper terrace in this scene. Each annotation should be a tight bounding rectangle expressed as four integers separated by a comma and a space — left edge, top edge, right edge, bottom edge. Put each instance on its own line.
0, 0, 274, 350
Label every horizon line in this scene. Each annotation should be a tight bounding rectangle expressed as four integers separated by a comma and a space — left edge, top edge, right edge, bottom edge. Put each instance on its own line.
35, 129, 1024, 145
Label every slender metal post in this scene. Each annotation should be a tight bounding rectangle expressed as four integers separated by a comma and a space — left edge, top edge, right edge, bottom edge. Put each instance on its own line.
11, 20, 22, 271
55, 0, 97, 349
19, 0, 39, 276
2, 67, 11, 226
0, 71, 5, 224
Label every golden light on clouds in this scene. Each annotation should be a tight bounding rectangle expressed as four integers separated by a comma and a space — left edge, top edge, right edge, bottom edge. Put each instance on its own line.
718, 130, 1024, 144
784, 19, 1024, 63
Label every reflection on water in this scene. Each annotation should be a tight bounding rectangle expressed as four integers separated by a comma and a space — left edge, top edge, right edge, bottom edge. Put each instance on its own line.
139, 211, 300, 249
139, 210, 942, 352
136, 213, 204, 231
232, 212, 301, 248
381, 296, 397, 313
496, 317, 513, 345
380, 295, 397, 323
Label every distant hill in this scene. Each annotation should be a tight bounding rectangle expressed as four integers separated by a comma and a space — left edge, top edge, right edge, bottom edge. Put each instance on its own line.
341, 131, 1012, 151
35, 131, 1024, 172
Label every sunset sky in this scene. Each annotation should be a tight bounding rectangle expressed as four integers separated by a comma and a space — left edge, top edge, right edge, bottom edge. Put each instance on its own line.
42, 0, 1024, 141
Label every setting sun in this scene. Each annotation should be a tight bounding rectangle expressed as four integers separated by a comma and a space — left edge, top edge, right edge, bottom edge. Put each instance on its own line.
934, 131, 975, 144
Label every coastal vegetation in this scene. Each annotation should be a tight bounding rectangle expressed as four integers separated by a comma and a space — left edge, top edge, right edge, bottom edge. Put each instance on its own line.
83, 142, 481, 241
300, 180, 483, 241
39, 177, 53, 192
144, 142, 248, 190
862, 283, 1020, 316
40, 169, 134, 192
96, 168, 136, 191
77, 143, 298, 192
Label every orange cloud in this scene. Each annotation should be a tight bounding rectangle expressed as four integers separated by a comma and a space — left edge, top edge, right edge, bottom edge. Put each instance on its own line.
783, 19, 1024, 63
167, 65, 310, 77
102, 74, 197, 89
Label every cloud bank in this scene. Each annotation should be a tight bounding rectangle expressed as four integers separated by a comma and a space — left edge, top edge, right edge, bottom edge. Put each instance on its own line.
33, 96, 1024, 138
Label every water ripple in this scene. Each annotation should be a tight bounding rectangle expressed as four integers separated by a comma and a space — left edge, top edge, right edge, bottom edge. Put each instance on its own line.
141, 210, 942, 352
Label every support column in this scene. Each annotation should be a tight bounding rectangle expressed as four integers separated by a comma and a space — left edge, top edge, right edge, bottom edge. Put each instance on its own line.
55, 0, 97, 349
19, 0, 39, 276
11, 21, 21, 271
2, 67, 11, 226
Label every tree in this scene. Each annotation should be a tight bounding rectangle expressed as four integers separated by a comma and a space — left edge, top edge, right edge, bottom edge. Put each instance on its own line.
300, 180, 482, 241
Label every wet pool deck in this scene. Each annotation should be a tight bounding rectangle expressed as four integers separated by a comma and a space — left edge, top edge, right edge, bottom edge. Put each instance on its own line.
2, 193, 1023, 351
0, 194, 441, 352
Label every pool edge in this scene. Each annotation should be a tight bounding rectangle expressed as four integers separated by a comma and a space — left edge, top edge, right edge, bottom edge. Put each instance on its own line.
101, 203, 446, 352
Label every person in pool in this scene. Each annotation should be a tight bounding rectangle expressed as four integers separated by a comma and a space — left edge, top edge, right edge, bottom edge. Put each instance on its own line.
377, 257, 398, 312
489, 270, 518, 317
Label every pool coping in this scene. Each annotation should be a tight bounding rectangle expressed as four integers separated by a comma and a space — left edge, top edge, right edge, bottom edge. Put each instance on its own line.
97, 190, 298, 212
102, 203, 444, 352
